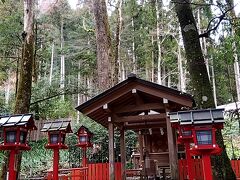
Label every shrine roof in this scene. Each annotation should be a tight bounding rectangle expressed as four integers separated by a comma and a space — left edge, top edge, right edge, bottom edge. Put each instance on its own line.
41, 120, 72, 133
0, 114, 37, 130
76, 74, 195, 129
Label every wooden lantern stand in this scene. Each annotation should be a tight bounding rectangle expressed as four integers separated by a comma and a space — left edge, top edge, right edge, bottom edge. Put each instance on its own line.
41, 120, 72, 180
76, 126, 93, 167
170, 109, 225, 180
0, 114, 37, 180
190, 125, 223, 180
171, 123, 194, 180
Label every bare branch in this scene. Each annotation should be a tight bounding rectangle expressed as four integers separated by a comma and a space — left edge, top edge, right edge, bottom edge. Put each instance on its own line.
30, 89, 89, 106
199, 6, 234, 38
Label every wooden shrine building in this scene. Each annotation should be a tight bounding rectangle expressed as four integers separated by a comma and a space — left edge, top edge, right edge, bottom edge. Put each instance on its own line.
76, 74, 194, 180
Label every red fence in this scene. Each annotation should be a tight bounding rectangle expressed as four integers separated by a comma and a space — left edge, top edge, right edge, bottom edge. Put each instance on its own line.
179, 159, 240, 179
47, 160, 240, 179
179, 159, 204, 180
231, 160, 240, 178
71, 162, 121, 180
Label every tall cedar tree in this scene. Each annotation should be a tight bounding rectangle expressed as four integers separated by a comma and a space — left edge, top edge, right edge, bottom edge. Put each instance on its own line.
174, 0, 236, 179
93, 0, 115, 91
1, 0, 35, 179
15, 0, 35, 179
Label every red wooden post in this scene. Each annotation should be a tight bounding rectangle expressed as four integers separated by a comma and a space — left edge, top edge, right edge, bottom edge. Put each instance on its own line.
202, 154, 212, 180
185, 143, 194, 180
53, 148, 59, 180
82, 147, 87, 167
9, 150, 17, 180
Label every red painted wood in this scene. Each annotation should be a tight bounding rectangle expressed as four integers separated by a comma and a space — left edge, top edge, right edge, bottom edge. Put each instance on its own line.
115, 162, 121, 180
99, 163, 103, 180
88, 164, 92, 180
178, 159, 183, 179
9, 150, 17, 180
179, 158, 204, 180
103, 162, 108, 179
236, 160, 240, 178
185, 144, 194, 180
202, 155, 212, 180
235, 160, 240, 178
96, 163, 100, 180
231, 160, 236, 176
68, 160, 240, 179
53, 149, 59, 180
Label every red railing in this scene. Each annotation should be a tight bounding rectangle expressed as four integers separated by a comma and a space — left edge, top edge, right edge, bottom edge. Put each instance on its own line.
179, 159, 240, 179
46, 160, 240, 179
231, 160, 240, 178
179, 159, 204, 180
69, 162, 121, 180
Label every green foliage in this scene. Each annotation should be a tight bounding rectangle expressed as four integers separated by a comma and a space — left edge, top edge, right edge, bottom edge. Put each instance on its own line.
222, 113, 240, 159
21, 139, 70, 178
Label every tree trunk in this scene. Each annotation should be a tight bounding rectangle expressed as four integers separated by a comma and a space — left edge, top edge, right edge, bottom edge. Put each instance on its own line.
177, 29, 186, 92
132, 17, 137, 74
15, 0, 34, 114
77, 59, 81, 123
151, 35, 155, 82
156, 0, 162, 85
60, 19, 65, 99
174, 0, 214, 108
114, 0, 122, 83
211, 60, 217, 107
49, 41, 54, 85
174, 0, 236, 179
226, 0, 240, 101
5, 69, 11, 105
197, 8, 211, 81
14, 0, 35, 179
93, 0, 114, 91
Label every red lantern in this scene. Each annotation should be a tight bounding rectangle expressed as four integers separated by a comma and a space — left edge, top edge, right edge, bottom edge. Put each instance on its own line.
191, 124, 222, 155
76, 126, 93, 167
170, 109, 225, 180
76, 126, 93, 148
41, 120, 72, 180
0, 114, 37, 180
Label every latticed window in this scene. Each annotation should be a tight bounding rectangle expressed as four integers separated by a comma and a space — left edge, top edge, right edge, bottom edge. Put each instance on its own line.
20, 131, 27, 143
196, 130, 212, 145
50, 134, 59, 144
6, 131, 16, 143
79, 136, 87, 143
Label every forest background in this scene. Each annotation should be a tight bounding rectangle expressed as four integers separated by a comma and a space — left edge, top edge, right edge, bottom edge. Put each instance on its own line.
0, 0, 240, 178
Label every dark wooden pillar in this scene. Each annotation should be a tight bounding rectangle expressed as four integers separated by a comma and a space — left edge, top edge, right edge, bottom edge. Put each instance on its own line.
108, 117, 115, 180
164, 99, 179, 179
120, 127, 126, 180
138, 131, 144, 177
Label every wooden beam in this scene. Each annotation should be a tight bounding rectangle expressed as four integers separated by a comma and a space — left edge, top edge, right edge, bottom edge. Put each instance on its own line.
108, 120, 115, 180
132, 89, 144, 105
80, 83, 136, 115
114, 103, 164, 114
115, 114, 166, 123
124, 123, 166, 130
120, 128, 126, 180
135, 85, 193, 107
165, 105, 178, 179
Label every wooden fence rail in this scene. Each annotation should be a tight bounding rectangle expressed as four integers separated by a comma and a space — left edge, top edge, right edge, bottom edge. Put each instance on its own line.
46, 160, 240, 179
179, 159, 240, 179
